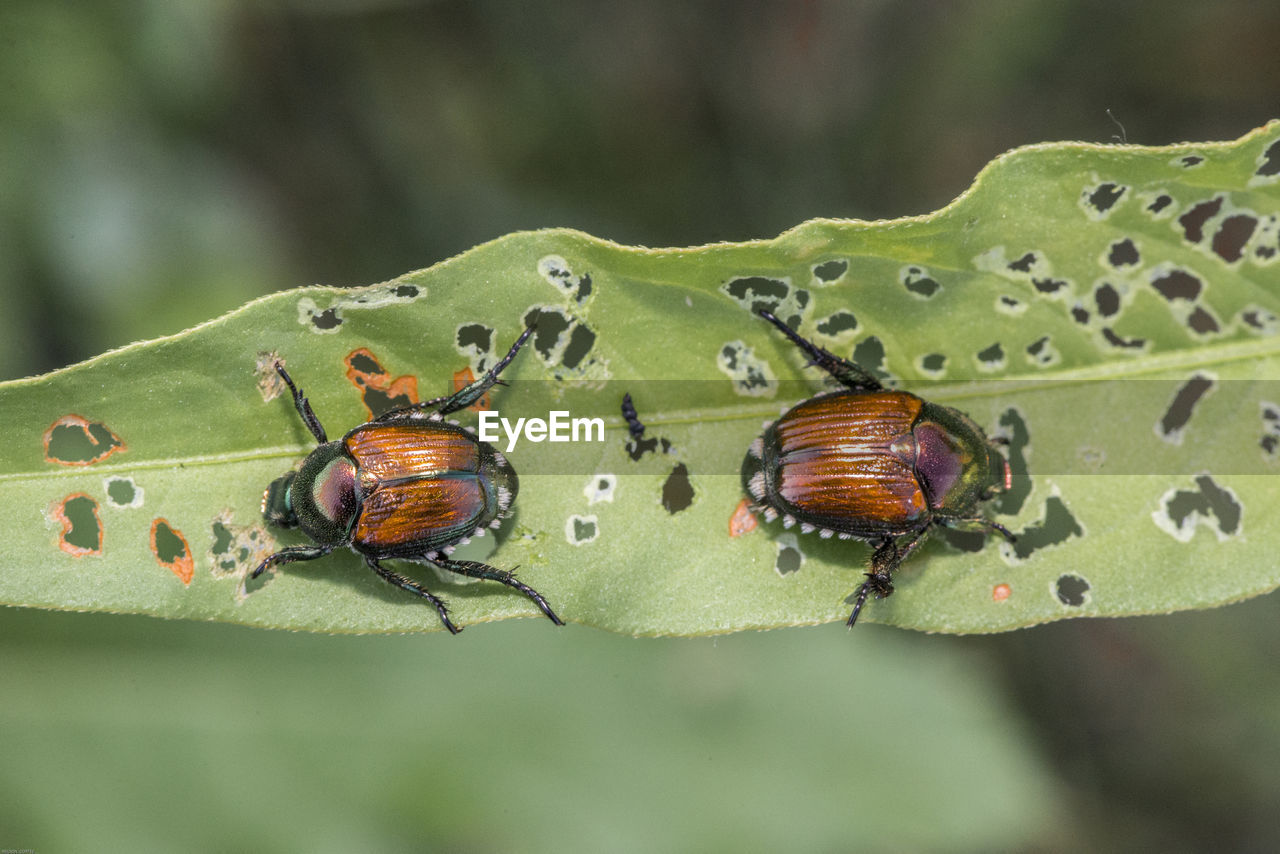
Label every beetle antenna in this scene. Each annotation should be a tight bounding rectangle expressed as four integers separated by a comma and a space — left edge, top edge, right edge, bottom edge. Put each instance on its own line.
274, 362, 328, 444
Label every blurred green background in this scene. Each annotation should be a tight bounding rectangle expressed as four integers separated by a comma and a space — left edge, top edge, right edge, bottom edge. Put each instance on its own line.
3, 1, 1280, 851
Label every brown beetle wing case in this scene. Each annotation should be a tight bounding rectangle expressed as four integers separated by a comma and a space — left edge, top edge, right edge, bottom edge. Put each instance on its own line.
770, 392, 927, 535
345, 423, 491, 553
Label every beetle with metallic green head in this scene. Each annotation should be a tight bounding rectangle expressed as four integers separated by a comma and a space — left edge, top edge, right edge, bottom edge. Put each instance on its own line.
743, 310, 1015, 626
256, 326, 562, 634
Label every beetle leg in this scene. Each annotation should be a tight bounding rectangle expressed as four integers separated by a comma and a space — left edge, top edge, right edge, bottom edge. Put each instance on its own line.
274, 363, 329, 444
847, 531, 928, 627
757, 309, 883, 392
430, 556, 565, 627
365, 557, 461, 634
950, 516, 1018, 543
252, 544, 335, 578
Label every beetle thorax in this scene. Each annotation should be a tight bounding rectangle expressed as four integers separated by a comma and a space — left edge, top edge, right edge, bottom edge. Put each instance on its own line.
285, 442, 360, 546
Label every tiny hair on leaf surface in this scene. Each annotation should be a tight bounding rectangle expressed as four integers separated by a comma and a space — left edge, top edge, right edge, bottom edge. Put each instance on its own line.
3, 122, 1278, 635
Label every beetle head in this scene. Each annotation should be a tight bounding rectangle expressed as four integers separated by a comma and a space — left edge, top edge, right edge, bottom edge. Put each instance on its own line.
262, 471, 298, 528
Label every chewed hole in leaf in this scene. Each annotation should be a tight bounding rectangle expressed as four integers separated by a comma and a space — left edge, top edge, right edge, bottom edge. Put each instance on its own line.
583, 474, 617, 505
151, 518, 194, 585
717, 341, 776, 397
720, 276, 808, 327
538, 254, 593, 304
812, 259, 848, 284
522, 306, 599, 374
976, 342, 1006, 372
1153, 476, 1243, 543
1082, 182, 1126, 217
44, 415, 126, 466
1107, 238, 1141, 268
815, 310, 858, 338
50, 493, 103, 557
1178, 196, 1222, 243
565, 514, 598, 546
1211, 214, 1257, 263
345, 348, 418, 418
1007, 496, 1083, 561
902, 266, 940, 299
104, 476, 143, 508
297, 297, 343, 333
1054, 574, 1090, 607
661, 463, 694, 514
1157, 373, 1215, 444
773, 533, 804, 576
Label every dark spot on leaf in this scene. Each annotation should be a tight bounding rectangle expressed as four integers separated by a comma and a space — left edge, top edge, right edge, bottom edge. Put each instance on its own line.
1108, 238, 1140, 267
1147, 194, 1173, 214
561, 323, 596, 370
53, 494, 102, 556
1150, 269, 1202, 302
525, 307, 571, 360
1178, 197, 1222, 243
723, 276, 791, 316
1242, 308, 1276, 331
44, 415, 126, 466
852, 337, 891, 384
1087, 183, 1125, 213
1163, 475, 1241, 537
1032, 277, 1066, 294
1258, 138, 1280, 177
572, 517, 597, 542
661, 463, 694, 514
1071, 306, 1090, 324
311, 308, 342, 331
211, 521, 233, 556
921, 353, 946, 373
1211, 214, 1257, 263
1000, 296, 1022, 309
1187, 306, 1220, 335
1094, 283, 1121, 317
1008, 252, 1036, 273
1012, 497, 1083, 560
775, 543, 803, 574
977, 342, 1004, 365
456, 324, 493, 354
151, 519, 194, 585
346, 352, 384, 376
815, 311, 857, 336
904, 273, 940, 298
105, 477, 136, 506
1026, 337, 1050, 358
994, 408, 1031, 517
813, 260, 848, 282
1055, 574, 1090, 607
1102, 328, 1146, 350
1262, 435, 1279, 456
626, 435, 672, 462
1159, 374, 1214, 441
392, 284, 419, 298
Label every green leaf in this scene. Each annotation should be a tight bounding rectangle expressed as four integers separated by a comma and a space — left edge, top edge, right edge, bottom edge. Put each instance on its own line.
4, 122, 1279, 634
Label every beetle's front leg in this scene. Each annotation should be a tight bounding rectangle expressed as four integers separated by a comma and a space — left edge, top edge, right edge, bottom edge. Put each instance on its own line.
252, 544, 335, 578
757, 309, 883, 392
434, 323, 536, 416
273, 363, 329, 444
431, 556, 565, 626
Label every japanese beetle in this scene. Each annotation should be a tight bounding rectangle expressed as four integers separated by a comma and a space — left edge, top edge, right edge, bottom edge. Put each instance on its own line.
742, 310, 1014, 626
255, 326, 563, 634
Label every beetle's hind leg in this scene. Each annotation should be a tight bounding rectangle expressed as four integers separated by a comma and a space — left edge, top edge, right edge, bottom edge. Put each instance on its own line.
847, 531, 927, 627
274, 363, 328, 443
365, 556, 461, 634
757, 309, 882, 393
430, 556, 565, 627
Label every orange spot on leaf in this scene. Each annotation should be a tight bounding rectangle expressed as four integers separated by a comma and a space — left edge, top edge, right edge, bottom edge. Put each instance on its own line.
992, 583, 1011, 602
151, 518, 194, 585
50, 493, 103, 556
729, 498, 759, 538
452, 367, 491, 411
43, 414, 126, 466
